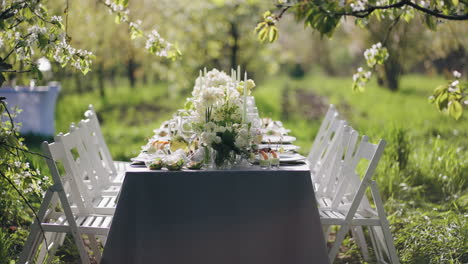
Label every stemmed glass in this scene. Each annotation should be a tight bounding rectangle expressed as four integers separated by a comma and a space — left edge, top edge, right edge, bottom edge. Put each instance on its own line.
179, 116, 197, 155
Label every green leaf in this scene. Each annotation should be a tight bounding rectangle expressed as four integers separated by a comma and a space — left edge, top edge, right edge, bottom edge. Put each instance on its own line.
115, 14, 122, 24
268, 26, 278, 42
424, 14, 437, 31
452, 0, 459, 5
436, 92, 448, 111
258, 27, 268, 42
449, 100, 463, 120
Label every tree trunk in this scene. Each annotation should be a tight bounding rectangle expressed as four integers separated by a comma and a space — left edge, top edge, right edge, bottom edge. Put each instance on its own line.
230, 22, 239, 69
97, 62, 106, 98
75, 74, 83, 93
383, 54, 401, 91
127, 54, 137, 88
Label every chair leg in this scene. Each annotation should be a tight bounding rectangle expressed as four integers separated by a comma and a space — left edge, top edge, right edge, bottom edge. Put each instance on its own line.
19, 224, 43, 264
328, 223, 351, 263
370, 181, 400, 264
322, 224, 331, 242
36, 232, 56, 264
369, 226, 385, 263
351, 226, 370, 261
88, 234, 102, 263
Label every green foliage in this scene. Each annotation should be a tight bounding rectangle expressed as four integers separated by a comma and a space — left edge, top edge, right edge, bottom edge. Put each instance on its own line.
0, 229, 13, 264
292, 0, 342, 37
430, 73, 466, 120
391, 207, 468, 264
261, 0, 468, 118
255, 11, 279, 43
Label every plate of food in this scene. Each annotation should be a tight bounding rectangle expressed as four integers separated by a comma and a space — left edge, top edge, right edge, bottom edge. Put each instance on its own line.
258, 144, 300, 152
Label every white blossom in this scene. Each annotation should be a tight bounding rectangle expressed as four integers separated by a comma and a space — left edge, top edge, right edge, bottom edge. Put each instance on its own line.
450, 80, 459, 87
51, 16, 63, 23
350, 0, 367, 12
453, 70, 461, 79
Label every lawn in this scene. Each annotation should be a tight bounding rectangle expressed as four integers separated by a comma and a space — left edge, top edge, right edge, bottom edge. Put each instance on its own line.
22, 73, 468, 263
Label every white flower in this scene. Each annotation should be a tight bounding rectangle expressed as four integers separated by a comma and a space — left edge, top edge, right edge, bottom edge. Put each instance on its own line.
51, 16, 63, 23
352, 73, 359, 82
364, 71, 372, 79
350, 0, 367, 12
450, 80, 459, 87
214, 126, 226, 133
419, 1, 428, 8
453, 70, 461, 79
448, 87, 457, 93
357, 67, 363, 73
37, 57, 51, 72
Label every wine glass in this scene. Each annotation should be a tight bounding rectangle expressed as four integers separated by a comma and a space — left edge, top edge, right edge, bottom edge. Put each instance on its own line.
180, 116, 197, 154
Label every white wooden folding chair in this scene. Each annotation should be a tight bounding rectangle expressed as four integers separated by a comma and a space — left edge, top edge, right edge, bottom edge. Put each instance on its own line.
70, 121, 121, 196
320, 137, 400, 264
312, 124, 372, 260
18, 141, 112, 264
83, 105, 129, 184
311, 120, 349, 191
54, 125, 117, 216
308, 108, 347, 186
307, 104, 338, 168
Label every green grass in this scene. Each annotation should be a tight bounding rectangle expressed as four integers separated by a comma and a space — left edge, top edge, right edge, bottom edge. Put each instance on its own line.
21, 73, 468, 263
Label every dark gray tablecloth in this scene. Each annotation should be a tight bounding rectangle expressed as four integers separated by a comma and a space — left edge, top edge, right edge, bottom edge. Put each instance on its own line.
101, 165, 329, 264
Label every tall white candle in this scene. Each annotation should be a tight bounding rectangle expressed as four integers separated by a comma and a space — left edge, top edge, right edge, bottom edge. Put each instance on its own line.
243, 71, 247, 123
199, 70, 202, 87
237, 65, 240, 83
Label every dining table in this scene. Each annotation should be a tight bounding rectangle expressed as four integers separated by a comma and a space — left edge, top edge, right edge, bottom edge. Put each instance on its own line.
101, 163, 330, 264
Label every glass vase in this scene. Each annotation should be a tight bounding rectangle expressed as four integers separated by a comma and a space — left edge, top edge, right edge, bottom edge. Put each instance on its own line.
212, 148, 236, 170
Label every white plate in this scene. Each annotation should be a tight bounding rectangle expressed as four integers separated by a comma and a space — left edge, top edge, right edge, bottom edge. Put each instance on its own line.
261, 135, 296, 144
258, 144, 300, 152
279, 153, 305, 163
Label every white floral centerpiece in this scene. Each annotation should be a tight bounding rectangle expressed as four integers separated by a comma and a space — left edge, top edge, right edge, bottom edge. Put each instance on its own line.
186, 68, 257, 168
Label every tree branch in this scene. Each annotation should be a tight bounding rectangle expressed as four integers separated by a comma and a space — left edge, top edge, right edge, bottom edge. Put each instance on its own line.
383, 14, 402, 47
278, 6, 291, 19
1, 70, 32, 73
279, 0, 468, 21
0, 169, 50, 253
1, 143, 52, 160
405, 1, 468, 20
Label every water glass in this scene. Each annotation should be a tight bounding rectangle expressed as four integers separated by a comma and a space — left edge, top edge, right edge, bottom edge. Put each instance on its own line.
270, 156, 280, 169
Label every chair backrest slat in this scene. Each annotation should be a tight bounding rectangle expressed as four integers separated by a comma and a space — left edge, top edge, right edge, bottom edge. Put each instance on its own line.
307, 105, 339, 166
331, 137, 386, 214
42, 141, 92, 215
84, 105, 117, 176
54, 127, 101, 211
75, 121, 112, 187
